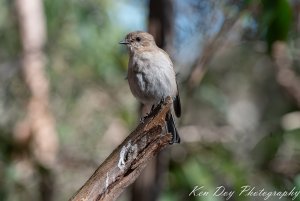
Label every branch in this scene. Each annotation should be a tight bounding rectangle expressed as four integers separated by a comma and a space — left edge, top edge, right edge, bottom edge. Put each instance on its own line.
186, 9, 246, 90
272, 41, 300, 108
69, 97, 173, 201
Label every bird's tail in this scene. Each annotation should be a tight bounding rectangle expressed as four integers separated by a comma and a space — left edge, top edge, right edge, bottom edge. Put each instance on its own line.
166, 111, 180, 144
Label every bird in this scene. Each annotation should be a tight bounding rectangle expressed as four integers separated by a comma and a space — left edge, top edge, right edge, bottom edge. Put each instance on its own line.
119, 31, 181, 144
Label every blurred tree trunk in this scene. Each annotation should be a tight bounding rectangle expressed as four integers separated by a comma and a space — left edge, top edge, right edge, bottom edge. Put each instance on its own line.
15, 0, 58, 200
131, 0, 174, 201
148, 0, 174, 52
293, 0, 300, 34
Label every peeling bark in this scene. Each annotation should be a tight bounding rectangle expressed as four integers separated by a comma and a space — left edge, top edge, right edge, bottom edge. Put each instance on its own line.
70, 97, 173, 201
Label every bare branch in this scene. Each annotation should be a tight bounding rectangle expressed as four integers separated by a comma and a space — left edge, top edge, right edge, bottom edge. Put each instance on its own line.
187, 11, 244, 90
69, 97, 173, 201
272, 41, 300, 108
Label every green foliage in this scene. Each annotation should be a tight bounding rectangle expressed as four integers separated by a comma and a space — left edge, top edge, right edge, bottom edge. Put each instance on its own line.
44, 0, 127, 88
0, 0, 20, 59
260, 0, 292, 50
251, 132, 283, 168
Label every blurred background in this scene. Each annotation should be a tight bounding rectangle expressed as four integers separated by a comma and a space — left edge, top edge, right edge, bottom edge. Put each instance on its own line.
0, 0, 300, 200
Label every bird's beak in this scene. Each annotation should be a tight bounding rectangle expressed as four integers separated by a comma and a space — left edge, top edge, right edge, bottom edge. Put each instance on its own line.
119, 39, 129, 45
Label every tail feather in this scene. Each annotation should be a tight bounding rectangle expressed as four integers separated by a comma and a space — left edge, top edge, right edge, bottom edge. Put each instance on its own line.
166, 111, 180, 144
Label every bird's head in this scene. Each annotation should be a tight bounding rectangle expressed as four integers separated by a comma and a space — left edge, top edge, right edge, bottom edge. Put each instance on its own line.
119, 31, 156, 53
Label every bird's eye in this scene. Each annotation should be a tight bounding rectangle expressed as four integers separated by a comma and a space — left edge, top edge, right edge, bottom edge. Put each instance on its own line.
136, 37, 141, 42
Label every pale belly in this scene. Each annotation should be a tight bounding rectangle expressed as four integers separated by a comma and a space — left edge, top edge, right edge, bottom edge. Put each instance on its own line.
128, 70, 176, 105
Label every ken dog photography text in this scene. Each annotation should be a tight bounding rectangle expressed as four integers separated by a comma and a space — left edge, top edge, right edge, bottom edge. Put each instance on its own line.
189, 185, 300, 200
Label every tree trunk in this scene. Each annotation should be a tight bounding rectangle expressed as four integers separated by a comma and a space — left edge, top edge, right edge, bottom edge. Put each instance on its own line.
15, 0, 58, 200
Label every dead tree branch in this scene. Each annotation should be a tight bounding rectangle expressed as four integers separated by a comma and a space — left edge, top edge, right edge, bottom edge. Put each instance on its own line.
69, 97, 173, 201
187, 15, 241, 90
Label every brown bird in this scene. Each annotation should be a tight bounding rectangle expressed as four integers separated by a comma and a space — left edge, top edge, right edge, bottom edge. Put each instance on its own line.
120, 31, 181, 143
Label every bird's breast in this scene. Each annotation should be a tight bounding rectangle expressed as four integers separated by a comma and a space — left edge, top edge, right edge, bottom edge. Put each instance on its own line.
127, 51, 177, 105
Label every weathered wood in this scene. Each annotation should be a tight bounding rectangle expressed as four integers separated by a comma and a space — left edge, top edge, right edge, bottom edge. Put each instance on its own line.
70, 97, 173, 201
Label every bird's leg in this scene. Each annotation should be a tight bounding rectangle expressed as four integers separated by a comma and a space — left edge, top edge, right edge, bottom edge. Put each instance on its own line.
150, 104, 155, 112
148, 98, 166, 118
149, 102, 164, 118
139, 116, 145, 123
139, 105, 153, 123
139, 98, 168, 123
159, 97, 165, 105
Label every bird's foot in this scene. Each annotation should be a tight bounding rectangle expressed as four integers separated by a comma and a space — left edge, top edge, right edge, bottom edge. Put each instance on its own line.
159, 98, 165, 105
139, 116, 146, 123
139, 111, 151, 123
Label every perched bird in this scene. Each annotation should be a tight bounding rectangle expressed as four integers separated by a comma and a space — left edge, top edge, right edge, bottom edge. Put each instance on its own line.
120, 31, 181, 144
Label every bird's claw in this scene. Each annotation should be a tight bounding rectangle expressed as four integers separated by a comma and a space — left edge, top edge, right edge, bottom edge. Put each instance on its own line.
139, 116, 145, 123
